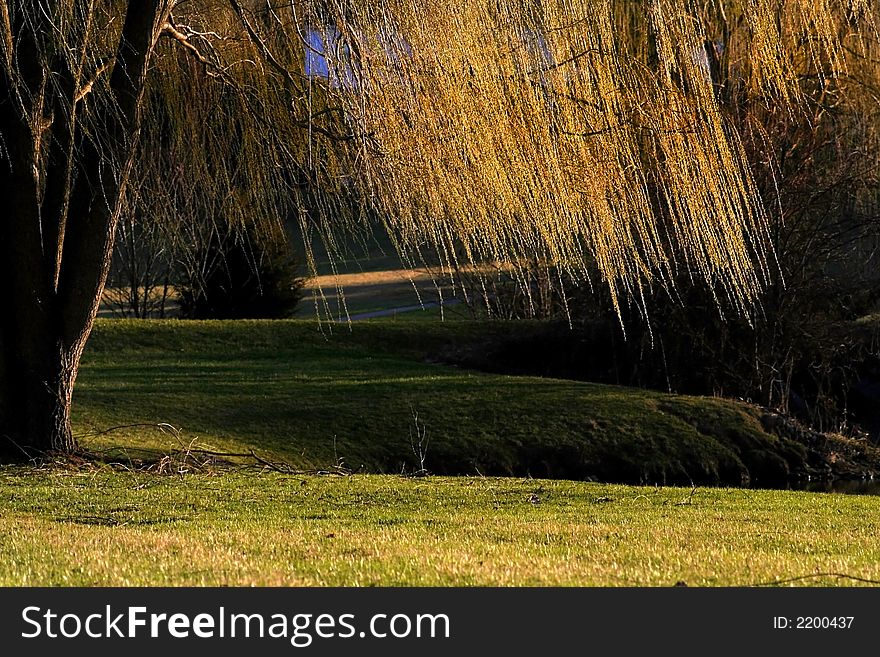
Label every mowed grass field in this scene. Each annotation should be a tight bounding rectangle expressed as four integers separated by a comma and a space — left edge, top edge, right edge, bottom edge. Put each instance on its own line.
3, 470, 880, 586
69, 320, 821, 485
293, 268, 459, 318
1, 319, 879, 586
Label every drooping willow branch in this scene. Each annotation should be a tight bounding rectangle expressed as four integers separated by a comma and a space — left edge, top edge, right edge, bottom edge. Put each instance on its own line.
100, 0, 880, 322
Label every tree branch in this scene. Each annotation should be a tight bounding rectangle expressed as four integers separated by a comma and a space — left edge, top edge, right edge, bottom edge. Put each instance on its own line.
228, 0, 301, 88
74, 58, 114, 103
161, 19, 224, 76
57, 1, 171, 350
0, 2, 12, 71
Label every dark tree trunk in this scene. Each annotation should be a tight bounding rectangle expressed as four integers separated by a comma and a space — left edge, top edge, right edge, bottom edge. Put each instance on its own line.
0, 336, 80, 457
0, 2, 168, 459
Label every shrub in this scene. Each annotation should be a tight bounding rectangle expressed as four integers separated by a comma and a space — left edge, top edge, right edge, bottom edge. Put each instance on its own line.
178, 231, 305, 319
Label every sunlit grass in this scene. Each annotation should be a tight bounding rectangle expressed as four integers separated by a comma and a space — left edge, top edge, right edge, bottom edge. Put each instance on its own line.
1, 469, 877, 586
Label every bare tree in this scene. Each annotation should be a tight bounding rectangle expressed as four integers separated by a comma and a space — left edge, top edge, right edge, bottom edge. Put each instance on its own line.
105, 209, 176, 319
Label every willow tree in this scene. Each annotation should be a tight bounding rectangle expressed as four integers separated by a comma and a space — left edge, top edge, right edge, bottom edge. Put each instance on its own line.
0, 2, 173, 456
1, 0, 878, 458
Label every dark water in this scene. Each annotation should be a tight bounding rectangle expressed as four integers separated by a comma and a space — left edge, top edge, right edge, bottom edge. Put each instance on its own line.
789, 479, 880, 496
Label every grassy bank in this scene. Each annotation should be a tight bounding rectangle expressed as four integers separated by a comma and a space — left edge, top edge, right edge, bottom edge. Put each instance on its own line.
72, 320, 871, 486
2, 468, 878, 586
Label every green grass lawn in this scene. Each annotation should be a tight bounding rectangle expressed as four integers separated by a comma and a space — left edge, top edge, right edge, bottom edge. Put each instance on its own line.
2, 469, 879, 586
70, 320, 828, 486
1, 318, 878, 586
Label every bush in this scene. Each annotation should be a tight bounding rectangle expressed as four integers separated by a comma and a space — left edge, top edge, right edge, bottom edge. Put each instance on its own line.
178, 231, 305, 319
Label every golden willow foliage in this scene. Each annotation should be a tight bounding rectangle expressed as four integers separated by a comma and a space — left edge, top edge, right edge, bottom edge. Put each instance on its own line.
18, 2, 876, 319
211, 0, 880, 320
128, 0, 364, 309
131, 5, 310, 268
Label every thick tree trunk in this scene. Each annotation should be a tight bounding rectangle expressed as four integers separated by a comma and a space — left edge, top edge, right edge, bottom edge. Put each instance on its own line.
0, 2, 168, 459
0, 96, 81, 456
0, 337, 79, 458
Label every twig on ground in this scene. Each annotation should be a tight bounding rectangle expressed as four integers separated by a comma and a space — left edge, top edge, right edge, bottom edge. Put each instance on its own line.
404, 406, 430, 477
74, 422, 182, 439
753, 572, 880, 586
675, 483, 698, 506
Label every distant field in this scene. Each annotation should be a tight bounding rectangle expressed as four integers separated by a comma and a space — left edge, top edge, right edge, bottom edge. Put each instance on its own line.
102, 267, 466, 320
294, 268, 464, 319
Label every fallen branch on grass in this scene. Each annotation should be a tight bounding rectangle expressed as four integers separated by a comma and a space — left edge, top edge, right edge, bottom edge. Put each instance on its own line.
753, 572, 880, 586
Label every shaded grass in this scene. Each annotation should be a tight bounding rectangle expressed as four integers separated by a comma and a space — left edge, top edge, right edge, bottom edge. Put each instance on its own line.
1, 469, 878, 586
72, 320, 810, 486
